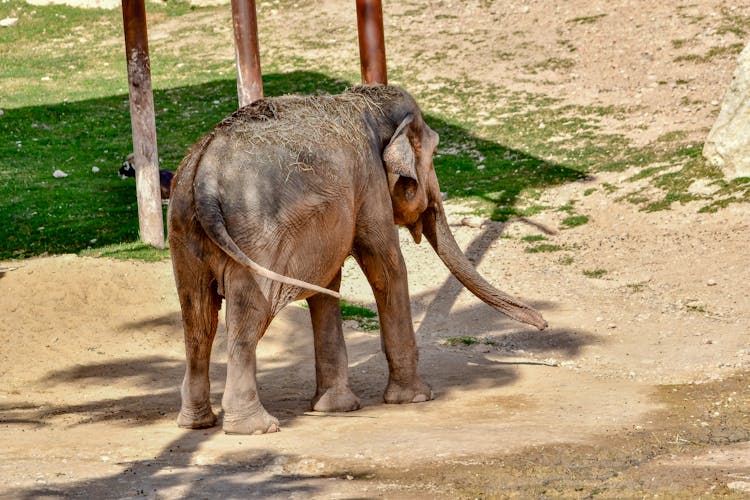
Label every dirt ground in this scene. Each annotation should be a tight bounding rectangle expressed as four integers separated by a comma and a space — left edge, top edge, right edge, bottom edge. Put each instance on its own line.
3, 0, 750, 498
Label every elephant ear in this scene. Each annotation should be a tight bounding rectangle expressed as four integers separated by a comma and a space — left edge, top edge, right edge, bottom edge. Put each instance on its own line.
383, 115, 417, 182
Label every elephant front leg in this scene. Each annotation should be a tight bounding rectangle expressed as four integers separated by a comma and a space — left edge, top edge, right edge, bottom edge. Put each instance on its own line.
221, 271, 279, 435
307, 271, 361, 412
354, 240, 433, 405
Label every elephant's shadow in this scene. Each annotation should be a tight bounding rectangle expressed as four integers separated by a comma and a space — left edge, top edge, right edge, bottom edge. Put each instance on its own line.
214, 298, 594, 423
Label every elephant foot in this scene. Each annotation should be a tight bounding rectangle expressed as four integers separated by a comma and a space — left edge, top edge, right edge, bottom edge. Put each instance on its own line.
312, 385, 361, 412
177, 404, 217, 429
223, 404, 280, 435
384, 378, 434, 404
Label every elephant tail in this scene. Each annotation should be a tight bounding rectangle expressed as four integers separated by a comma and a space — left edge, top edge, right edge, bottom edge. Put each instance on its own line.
191, 167, 340, 299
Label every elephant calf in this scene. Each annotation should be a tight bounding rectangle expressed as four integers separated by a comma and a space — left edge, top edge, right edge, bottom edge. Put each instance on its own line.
168, 85, 547, 435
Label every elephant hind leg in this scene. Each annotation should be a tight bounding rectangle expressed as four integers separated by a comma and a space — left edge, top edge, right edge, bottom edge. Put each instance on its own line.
221, 267, 279, 435
172, 246, 222, 429
308, 271, 360, 413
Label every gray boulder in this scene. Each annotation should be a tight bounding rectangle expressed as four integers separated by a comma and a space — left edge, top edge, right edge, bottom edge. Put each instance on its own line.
703, 43, 750, 180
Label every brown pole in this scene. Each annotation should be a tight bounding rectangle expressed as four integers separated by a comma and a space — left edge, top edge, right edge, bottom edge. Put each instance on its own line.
231, 0, 263, 107
121, 0, 164, 248
356, 0, 387, 84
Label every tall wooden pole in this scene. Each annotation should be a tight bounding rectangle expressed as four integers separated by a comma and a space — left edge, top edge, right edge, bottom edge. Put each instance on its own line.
356, 0, 387, 84
231, 0, 264, 107
121, 0, 164, 248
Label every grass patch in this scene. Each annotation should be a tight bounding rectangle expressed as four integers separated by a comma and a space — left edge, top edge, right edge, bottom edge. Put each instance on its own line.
673, 43, 745, 63
340, 301, 379, 331
520, 235, 547, 242
525, 57, 575, 73
583, 268, 607, 279
561, 214, 589, 228
525, 243, 563, 253
567, 14, 607, 24
80, 241, 171, 262
0, 70, 351, 259
625, 282, 648, 293
557, 255, 575, 265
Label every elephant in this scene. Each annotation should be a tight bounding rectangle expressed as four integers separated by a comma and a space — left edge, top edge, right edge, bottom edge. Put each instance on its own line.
167, 84, 547, 435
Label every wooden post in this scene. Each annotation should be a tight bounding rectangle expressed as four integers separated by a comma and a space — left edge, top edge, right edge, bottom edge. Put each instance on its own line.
121, 0, 164, 248
231, 0, 264, 107
356, 0, 387, 84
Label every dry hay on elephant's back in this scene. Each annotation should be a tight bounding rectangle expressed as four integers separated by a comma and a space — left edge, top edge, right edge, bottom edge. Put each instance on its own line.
213, 86, 405, 172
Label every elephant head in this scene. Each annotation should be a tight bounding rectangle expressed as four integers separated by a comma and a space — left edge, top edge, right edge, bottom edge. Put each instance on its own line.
378, 91, 548, 331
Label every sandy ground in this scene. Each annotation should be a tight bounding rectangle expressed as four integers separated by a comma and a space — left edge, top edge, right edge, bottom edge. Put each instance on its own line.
2, 195, 749, 497
2, 0, 750, 497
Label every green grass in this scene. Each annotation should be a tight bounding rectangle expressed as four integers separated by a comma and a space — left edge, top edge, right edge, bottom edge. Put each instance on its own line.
567, 14, 607, 25
525, 243, 563, 254
80, 241, 171, 262
561, 214, 589, 228
583, 269, 607, 279
297, 300, 379, 331
557, 255, 575, 265
340, 301, 379, 331
625, 282, 647, 293
1, 0, 748, 262
520, 235, 547, 242
673, 43, 745, 63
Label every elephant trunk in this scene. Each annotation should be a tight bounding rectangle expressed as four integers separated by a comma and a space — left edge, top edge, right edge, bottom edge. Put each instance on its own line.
421, 207, 548, 330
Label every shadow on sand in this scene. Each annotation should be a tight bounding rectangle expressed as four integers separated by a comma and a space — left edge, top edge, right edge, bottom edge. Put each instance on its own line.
4, 210, 599, 498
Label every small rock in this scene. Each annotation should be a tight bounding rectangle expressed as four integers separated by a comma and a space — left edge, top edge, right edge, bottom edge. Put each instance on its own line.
704, 339, 714, 345
460, 216, 484, 228
0, 17, 19, 27
728, 481, 750, 493
53, 169, 68, 178
607, 323, 617, 329
91, 166, 100, 173
476, 164, 486, 170
707, 279, 717, 286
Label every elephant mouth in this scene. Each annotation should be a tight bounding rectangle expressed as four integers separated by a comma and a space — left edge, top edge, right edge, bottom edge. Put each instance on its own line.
419, 207, 548, 330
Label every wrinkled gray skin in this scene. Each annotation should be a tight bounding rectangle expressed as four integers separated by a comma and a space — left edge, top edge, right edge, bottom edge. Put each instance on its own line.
168, 85, 547, 435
